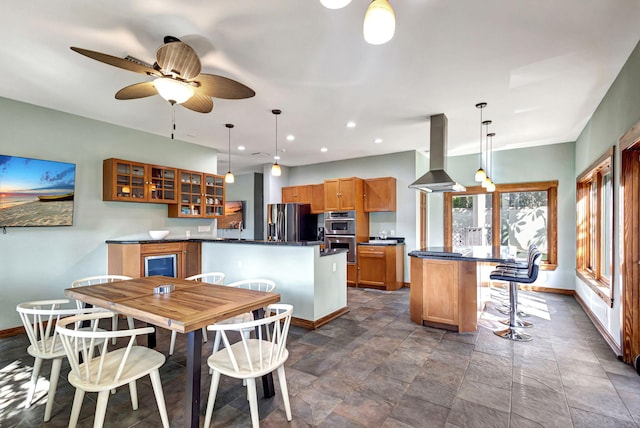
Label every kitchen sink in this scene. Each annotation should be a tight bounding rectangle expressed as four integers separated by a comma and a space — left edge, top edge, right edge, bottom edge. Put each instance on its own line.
367, 239, 398, 245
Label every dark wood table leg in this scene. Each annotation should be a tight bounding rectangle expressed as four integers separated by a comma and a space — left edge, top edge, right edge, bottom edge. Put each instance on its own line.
147, 322, 156, 348
185, 328, 202, 428
253, 308, 275, 398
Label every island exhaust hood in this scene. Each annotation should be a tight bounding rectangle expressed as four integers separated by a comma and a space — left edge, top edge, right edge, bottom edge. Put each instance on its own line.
409, 113, 466, 192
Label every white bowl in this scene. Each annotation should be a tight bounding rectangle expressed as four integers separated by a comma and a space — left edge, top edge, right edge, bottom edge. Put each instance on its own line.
149, 230, 170, 240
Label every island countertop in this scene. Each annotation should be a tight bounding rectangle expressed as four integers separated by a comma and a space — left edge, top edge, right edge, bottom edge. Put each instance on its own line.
408, 246, 517, 263
106, 237, 323, 247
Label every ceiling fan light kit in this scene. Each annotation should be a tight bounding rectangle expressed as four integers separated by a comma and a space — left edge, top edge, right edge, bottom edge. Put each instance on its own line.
320, 0, 352, 9
363, 0, 396, 45
153, 78, 195, 104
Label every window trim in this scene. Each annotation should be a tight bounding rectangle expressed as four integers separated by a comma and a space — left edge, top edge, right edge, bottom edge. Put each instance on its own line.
576, 147, 614, 307
444, 180, 558, 270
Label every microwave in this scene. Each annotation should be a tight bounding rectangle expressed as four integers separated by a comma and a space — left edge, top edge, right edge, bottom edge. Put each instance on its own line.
324, 211, 356, 235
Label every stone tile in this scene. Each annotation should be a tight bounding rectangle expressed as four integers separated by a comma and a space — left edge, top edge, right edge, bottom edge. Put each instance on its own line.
373, 359, 421, 384
446, 397, 509, 428
469, 350, 512, 371
456, 378, 511, 413
404, 374, 458, 408
556, 355, 608, 379
570, 406, 637, 428
510, 382, 572, 426
317, 411, 368, 428
390, 394, 450, 428
563, 380, 634, 421
332, 390, 394, 426
291, 388, 343, 426
463, 361, 512, 391
608, 371, 640, 393
437, 338, 476, 357
617, 388, 640, 424
512, 366, 565, 394
381, 417, 415, 428
358, 371, 409, 403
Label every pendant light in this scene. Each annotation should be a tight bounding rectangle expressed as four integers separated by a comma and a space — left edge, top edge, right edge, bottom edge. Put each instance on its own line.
320, 0, 352, 9
363, 0, 396, 45
474, 102, 487, 182
481, 119, 492, 189
271, 109, 282, 177
486, 132, 496, 192
224, 123, 235, 184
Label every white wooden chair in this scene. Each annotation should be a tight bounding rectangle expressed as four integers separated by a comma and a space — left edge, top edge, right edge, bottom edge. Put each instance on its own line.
55, 311, 170, 428
210, 279, 277, 354
71, 275, 135, 345
168, 272, 226, 355
204, 303, 293, 428
16, 299, 105, 422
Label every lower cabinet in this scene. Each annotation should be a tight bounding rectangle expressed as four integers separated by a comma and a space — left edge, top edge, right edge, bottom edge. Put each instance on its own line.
347, 263, 357, 287
108, 241, 201, 279
356, 244, 404, 290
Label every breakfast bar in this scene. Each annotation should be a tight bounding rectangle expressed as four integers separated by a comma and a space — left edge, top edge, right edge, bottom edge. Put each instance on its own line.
409, 246, 515, 333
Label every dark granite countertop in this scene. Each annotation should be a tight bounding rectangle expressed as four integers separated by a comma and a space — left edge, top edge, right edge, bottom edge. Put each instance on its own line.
357, 237, 405, 246
408, 246, 517, 263
319, 248, 349, 257
106, 238, 323, 247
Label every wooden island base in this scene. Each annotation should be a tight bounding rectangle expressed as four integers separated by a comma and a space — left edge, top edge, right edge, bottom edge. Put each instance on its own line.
409, 256, 481, 333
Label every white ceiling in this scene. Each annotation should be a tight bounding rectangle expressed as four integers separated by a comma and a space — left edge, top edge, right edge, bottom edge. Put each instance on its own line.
2, 1, 640, 174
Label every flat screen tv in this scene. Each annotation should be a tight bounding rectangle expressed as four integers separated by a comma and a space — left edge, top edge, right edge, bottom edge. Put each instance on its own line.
217, 200, 245, 229
0, 154, 76, 227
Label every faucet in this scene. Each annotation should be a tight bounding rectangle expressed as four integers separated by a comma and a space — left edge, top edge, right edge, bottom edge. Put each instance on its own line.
238, 221, 243, 240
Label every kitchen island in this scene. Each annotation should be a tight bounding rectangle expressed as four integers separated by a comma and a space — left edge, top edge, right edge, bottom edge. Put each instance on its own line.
106, 237, 348, 329
409, 247, 515, 333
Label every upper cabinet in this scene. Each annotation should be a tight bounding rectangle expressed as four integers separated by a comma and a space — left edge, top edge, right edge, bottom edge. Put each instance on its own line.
282, 184, 324, 214
103, 158, 177, 204
324, 177, 364, 211
168, 170, 225, 218
364, 177, 397, 212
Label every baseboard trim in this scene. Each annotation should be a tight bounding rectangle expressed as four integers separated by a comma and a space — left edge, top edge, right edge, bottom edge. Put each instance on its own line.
291, 306, 349, 330
489, 281, 575, 295
575, 292, 622, 357
0, 325, 25, 338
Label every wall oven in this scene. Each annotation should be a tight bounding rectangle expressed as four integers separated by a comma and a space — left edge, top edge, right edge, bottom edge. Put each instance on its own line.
324, 210, 356, 235
325, 235, 356, 263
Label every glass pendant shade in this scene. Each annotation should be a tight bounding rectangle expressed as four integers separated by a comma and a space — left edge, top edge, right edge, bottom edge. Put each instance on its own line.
482, 176, 491, 189
363, 0, 395, 45
225, 171, 235, 183
320, 0, 352, 9
224, 123, 235, 184
271, 162, 282, 177
153, 78, 195, 104
475, 168, 486, 182
487, 180, 496, 192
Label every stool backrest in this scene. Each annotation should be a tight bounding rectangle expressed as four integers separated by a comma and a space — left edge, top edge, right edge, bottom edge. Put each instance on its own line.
527, 251, 543, 281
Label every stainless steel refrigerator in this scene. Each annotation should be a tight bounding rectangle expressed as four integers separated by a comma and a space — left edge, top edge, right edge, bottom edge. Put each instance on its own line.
267, 203, 316, 242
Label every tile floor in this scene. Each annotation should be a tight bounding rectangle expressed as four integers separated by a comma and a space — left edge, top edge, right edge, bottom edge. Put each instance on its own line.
2, 287, 640, 427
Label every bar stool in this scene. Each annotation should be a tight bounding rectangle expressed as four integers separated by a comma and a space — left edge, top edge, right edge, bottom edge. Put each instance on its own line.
490, 250, 542, 341
493, 244, 538, 317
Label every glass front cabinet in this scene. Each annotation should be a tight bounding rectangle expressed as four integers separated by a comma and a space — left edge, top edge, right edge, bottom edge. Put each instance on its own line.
103, 158, 177, 204
167, 170, 225, 218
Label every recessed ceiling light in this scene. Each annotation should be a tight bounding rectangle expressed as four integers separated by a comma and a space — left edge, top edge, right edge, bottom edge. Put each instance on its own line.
286, 134, 295, 141
374, 138, 383, 144
321, 147, 328, 152
346, 121, 356, 128
237, 145, 245, 151
274, 155, 281, 160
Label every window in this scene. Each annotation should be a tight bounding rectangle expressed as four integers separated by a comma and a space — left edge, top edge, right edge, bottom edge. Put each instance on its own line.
576, 148, 613, 305
444, 181, 558, 268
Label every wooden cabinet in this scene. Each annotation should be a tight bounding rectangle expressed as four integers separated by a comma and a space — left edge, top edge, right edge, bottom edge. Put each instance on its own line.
364, 177, 396, 212
103, 158, 177, 204
347, 263, 357, 287
409, 257, 478, 333
310, 184, 324, 214
108, 241, 202, 279
324, 177, 363, 211
168, 170, 225, 218
357, 244, 404, 290
281, 184, 324, 214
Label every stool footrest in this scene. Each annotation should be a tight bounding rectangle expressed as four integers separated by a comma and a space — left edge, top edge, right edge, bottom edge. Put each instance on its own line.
494, 327, 532, 342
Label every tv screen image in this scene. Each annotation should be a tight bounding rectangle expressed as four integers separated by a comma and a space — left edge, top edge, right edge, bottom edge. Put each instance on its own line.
0, 154, 76, 227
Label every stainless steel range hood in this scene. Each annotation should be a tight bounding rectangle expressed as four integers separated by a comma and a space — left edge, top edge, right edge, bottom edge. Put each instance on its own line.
409, 113, 466, 192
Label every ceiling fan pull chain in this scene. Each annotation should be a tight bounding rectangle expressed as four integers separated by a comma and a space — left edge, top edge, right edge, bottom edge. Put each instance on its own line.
171, 104, 176, 140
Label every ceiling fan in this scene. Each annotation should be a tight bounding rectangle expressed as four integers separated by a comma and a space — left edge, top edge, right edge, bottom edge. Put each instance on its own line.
70, 36, 255, 113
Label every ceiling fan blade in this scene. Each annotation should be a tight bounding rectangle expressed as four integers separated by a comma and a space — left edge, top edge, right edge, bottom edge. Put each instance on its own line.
195, 73, 256, 99
156, 41, 201, 80
181, 93, 213, 113
70, 47, 158, 75
115, 82, 158, 100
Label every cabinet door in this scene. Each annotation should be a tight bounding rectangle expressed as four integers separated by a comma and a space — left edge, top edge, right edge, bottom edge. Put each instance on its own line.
282, 186, 297, 203
337, 177, 358, 210
357, 246, 386, 287
364, 177, 396, 212
296, 185, 311, 204
203, 174, 224, 218
324, 179, 340, 211
103, 159, 147, 201
178, 171, 203, 216
423, 259, 459, 325
148, 165, 178, 204
310, 184, 324, 214
347, 263, 357, 286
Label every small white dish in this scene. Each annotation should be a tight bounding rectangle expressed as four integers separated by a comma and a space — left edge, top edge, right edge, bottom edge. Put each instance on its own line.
149, 230, 170, 240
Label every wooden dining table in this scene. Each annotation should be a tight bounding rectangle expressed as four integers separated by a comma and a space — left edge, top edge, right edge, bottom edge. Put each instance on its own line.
64, 275, 281, 428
